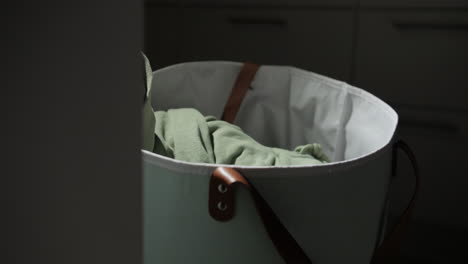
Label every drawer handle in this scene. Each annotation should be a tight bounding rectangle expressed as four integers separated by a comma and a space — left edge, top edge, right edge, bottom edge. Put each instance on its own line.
392, 20, 468, 31
399, 118, 461, 133
228, 17, 288, 27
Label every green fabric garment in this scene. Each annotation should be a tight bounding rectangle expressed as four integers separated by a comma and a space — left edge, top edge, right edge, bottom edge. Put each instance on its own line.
141, 53, 329, 166
142, 53, 156, 151
153, 109, 329, 166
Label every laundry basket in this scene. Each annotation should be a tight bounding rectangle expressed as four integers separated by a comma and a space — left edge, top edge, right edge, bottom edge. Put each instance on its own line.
142, 61, 418, 264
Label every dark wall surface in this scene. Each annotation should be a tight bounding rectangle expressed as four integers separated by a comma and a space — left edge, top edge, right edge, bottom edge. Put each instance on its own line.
6, 1, 143, 264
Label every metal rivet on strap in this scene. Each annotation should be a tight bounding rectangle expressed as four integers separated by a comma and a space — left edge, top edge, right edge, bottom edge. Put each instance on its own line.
217, 201, 228, 211
218, 183, 228, 193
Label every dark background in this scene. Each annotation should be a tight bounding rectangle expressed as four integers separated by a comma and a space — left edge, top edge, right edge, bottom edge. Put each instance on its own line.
144, 0, 468, 262
6, 0, 468, 263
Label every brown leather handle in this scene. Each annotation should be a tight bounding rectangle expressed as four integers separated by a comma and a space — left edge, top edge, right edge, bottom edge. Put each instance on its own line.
221, 62, 260, 123
372, 140, 420, 263
209, 167, 313, 264
216, 62, 419, 263
215, 62, 312, 263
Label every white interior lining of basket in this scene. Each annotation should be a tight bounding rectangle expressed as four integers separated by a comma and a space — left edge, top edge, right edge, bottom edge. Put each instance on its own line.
151, 61, 398, 162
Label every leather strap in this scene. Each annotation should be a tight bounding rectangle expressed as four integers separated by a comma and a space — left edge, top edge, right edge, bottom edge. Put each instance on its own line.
216, 63, 312, 263
372, 140, 420, 264
217, 64, 419, 263
209, 167, 250, 222
221, 62, 260, 123
209, 167, 313, 264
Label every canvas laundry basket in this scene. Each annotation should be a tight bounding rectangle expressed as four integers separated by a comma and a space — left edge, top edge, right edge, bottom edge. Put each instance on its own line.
142, 61, 418, 264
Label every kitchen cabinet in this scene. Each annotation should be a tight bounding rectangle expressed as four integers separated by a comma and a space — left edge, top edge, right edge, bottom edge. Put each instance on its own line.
360, 0, 468, 8
145, 0, 357, 6
145, 6, 355, 81
177, 8, 354, 81
390, 107, 468, 228
355, 10, 468, 110
388, 106, 468, 261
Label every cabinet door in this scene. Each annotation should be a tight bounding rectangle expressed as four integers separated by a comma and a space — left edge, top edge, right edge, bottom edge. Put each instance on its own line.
355, 10, 468, 110
389, 107, 468, 229
387, 108, 468, 261
179, 8, 354, 81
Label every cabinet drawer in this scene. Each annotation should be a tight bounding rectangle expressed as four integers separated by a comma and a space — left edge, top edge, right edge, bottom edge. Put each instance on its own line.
144, 0, 356, 7
389, 108, 468, 228
355, 11, 468, 110
178, 0, 355, 6
360, 0, 468, 8
176, 8, 354, 81
145, 0, 178, 4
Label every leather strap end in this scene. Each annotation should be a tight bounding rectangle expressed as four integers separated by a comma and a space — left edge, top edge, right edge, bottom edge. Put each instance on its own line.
209, 167, 250, 222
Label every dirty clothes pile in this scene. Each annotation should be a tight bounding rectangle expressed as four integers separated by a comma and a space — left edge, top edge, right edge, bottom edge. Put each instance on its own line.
142, 54, 329, 166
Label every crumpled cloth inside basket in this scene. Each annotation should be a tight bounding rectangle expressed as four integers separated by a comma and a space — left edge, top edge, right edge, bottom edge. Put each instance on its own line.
142, 53, 328, 166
